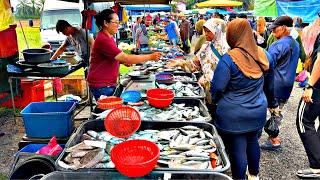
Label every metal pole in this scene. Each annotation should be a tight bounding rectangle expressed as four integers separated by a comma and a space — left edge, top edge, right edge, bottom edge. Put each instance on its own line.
8, 77, 16, 124
83, 0, 93, 114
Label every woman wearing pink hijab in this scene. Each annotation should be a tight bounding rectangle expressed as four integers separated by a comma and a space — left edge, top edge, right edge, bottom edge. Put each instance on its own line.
301, 16, 320, 70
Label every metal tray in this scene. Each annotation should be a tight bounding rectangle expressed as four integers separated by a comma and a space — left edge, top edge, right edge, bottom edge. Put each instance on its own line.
156, 72, 197, 83
42, 170, 232, 180
124, 80, 157, 97
137, 98, 211, 122
55, 120, 230, 173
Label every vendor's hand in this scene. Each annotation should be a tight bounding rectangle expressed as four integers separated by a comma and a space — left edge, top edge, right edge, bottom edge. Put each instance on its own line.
166, 60, 180, 68
198, 76, 207, 87
302, 88, 313, 103
150, 52, 162, 61
123, 63, 132, 67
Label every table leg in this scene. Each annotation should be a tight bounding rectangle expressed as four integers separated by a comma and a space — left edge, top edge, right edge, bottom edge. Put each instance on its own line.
8, 77, 16, 124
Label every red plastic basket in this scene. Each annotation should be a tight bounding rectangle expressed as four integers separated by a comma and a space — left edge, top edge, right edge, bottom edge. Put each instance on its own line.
146, 88, 174, 99
104, 106, 141, 138
111, 139, 160, 178
146, 89, 174, 108
97, 96, 123, 110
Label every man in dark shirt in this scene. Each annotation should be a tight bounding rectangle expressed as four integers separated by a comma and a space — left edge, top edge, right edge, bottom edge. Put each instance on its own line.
179, 13, 190, 54
260, 16, 300, 151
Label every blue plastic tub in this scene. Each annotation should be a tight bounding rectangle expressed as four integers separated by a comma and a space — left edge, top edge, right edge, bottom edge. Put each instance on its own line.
20, 102, 76, 138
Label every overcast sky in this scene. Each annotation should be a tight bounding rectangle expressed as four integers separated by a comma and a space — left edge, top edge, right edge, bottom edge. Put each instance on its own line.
10, 0, 18, 8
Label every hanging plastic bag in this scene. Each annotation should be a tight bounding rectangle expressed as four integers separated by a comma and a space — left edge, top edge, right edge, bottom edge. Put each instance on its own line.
295, 70, 308, 82
36, 136, 63, 156
52, 77, 62, 94
264, 114, 279, 138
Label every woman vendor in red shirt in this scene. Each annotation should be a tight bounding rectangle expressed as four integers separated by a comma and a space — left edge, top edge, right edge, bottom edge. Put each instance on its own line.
87, 9, 161, 100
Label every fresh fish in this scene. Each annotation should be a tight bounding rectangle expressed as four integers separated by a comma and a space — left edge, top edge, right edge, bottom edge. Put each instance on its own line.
196, 145, 213, 150
66, 142, 95, 152
94, 163, 109, 168
209, 139, 217, 147
173, 134, 184, 145
87, 130, 99, 139
81, 133, 94, 141
80, 148, 105, 168
142, 129, 160, 133
181, 125, 200, 130
199, 130, 206, 139
171, 144, 194, 151
188, 132, 200, 138
58, 160, 76, 170
181, 136, 190, 144
65, 153, 77, 163
196, 139, 210, 146
183, 150, 209, 158
182, 160, 204, 166
204, 148, 217, 153
70, 150, 90, 158
179, 128, 189, 136
185, 156, 210, 161
189, 138, 203, 145
84, 140, 107, 149
160, 150, 181, 156
100, 155, 110, 163
204, 131, 214, 139
172, 131, 180, 140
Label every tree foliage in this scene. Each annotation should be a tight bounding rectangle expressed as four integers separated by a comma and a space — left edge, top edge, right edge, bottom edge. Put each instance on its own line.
15, 0, 44, 19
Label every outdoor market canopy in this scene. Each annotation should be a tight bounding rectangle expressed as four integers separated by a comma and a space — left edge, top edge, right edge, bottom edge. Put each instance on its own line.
196, 0, 243, 8
254, 0, 320, 23
60, 0, 171, 5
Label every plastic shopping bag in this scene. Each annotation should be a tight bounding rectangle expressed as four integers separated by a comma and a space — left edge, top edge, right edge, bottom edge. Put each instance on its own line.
264, 114, 279, 138
295, 70, 308, 82
36, 136, 63, 156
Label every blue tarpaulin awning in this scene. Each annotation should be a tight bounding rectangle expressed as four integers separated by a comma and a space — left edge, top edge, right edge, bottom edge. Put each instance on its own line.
125, 4, 171, 11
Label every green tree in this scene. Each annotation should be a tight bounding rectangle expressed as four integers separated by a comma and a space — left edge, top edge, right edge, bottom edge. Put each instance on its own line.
16, 0, 42, 19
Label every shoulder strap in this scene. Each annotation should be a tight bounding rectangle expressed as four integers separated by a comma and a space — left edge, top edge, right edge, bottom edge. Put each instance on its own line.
210, 43, 222, 60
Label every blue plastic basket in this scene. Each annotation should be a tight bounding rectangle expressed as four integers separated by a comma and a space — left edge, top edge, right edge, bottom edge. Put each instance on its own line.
20, 102, 76, 138
120, 90, 142, 103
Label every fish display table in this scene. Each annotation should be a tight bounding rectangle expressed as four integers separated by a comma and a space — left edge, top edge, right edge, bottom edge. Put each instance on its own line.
56, 120, 230, 174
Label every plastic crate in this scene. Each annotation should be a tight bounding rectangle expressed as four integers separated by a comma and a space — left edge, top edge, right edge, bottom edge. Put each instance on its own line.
0, 79, 44, 108
0, 25, 18, 58
20, 102, 76, 138
41, 170, 232, 180
56, 120, 230, 173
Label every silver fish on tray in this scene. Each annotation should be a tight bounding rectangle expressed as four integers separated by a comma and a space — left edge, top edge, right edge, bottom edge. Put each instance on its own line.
63, 126, 220, 171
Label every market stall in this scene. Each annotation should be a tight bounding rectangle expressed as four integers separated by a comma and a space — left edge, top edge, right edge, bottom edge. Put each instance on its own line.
7, 0, 232, 179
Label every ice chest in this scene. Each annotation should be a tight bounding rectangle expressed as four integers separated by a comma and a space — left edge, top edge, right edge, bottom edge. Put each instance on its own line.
21, 102, 76, 138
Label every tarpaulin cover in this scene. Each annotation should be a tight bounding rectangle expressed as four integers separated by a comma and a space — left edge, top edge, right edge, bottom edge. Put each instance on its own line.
59, 0, 171, 4
125, 4, 171, 11
206, 9, 231, 15
196, 0, 243, 8
254, 0, 278, 18
276, 0, 320, 23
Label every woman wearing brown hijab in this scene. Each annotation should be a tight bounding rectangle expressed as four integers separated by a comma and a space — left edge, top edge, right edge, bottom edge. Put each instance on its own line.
210, 18, 271, 179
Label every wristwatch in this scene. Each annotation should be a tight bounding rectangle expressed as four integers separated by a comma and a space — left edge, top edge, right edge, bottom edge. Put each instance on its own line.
305, 83, 313, 89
